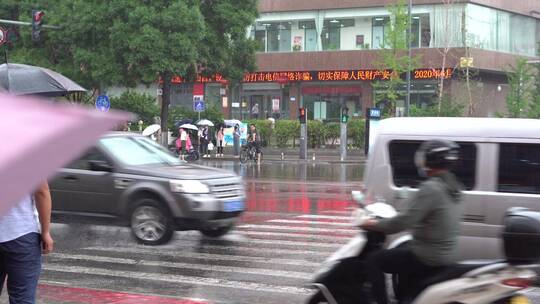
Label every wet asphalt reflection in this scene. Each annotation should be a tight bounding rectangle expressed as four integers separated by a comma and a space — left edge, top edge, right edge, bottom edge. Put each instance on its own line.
199, 159, 364, 182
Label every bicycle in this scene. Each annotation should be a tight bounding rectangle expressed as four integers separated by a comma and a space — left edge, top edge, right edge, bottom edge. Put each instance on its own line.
240, 144, 263, 164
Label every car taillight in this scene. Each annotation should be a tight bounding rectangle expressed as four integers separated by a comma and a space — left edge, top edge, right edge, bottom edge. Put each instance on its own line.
502, 278, 531, 289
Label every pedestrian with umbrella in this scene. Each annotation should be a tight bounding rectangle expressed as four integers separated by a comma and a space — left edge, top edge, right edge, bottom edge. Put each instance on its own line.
177, 124, 199, 161
176, 127, 188, 161
197, 120, 214, 158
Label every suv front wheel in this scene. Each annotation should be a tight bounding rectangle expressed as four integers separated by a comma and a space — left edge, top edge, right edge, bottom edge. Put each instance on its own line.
130, 199, 174, 245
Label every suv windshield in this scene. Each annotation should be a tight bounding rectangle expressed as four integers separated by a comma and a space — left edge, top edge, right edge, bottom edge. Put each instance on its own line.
100, 136, 183, 166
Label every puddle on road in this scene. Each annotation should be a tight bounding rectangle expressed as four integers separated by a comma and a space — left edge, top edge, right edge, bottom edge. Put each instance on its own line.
201, 161, 364, 182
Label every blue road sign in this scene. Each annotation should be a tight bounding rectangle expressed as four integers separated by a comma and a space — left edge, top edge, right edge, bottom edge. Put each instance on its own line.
95, 95, 110, 112
369, 108, 381, 119
193, 99, 205, 112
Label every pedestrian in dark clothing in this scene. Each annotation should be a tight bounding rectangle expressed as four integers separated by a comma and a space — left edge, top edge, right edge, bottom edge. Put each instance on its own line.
233, 125, 241, 157
200, 126, 210, 158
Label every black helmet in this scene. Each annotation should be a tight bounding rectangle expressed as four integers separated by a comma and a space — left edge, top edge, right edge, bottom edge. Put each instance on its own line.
415, 139, 460, 170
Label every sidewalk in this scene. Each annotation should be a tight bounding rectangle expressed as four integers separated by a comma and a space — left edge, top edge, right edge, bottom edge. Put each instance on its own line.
207, 147, 366, 163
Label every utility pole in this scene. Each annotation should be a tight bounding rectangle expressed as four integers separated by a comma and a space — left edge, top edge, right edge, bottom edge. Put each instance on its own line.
405, 0, 412, 117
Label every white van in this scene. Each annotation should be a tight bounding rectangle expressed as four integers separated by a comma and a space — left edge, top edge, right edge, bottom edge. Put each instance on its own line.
363, 117, 540, 259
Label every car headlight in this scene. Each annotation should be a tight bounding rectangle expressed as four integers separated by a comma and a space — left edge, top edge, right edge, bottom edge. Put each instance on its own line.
169, 180, 210, 194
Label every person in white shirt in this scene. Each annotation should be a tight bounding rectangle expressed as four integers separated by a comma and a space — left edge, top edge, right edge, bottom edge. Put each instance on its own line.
0, 182, 54, 304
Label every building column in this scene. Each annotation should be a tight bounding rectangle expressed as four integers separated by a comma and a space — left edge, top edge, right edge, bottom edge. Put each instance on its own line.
362, 82, 374, 110
289, 83, 301, 118
222, 84, 231, 119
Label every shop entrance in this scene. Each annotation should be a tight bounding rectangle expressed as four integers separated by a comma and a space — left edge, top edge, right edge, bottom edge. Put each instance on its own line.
302, 84, 363, 122
242, 82, 290, 119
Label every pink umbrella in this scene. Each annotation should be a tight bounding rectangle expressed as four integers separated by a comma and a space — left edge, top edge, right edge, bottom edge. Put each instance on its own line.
0, 93, 131, 216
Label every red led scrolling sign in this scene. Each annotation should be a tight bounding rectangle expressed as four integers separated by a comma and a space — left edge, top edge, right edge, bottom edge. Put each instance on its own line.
161, 68, 453, 84
242, 68, 453, 83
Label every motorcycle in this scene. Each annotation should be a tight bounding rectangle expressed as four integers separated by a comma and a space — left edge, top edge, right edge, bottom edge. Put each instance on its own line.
307, 191, 539, 304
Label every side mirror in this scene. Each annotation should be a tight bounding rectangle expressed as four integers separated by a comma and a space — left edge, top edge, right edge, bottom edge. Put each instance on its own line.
88, 160, 113, 172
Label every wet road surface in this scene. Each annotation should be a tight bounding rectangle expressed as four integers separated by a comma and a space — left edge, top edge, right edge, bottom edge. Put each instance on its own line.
2, 160, 540, 303
1, 176, 361, 304
199, 160, 364, 182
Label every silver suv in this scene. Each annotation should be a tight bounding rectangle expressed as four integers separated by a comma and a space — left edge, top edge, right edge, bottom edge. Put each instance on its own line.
49, 133, 245, 245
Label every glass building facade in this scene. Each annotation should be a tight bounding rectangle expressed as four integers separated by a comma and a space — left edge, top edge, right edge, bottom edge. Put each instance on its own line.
250, 4, 540, 56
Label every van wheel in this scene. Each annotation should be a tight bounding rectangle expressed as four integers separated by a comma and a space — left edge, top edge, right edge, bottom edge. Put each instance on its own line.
130, 199, 174, 245
200, 224, 233, 238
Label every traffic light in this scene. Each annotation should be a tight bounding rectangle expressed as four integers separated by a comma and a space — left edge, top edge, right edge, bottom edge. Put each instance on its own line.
31, 10, 44, 42
298, 107, 306, 123
341, 107, 349, 123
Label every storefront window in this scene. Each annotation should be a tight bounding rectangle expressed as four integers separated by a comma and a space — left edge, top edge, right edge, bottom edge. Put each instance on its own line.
509, 14, 536, 56
465, 4, 537, 56
252, 25, 267, 52
431, 4, 465, 48
252, 22, 292, 52
536, 21, 540, 56
302, 84, 362, 121
411, 16, 420, 48
170, 84, 193, 107
322, 20, 341, 51
299, 21, 318, 51
372, 17, 390, 49
267, 22, 292, 52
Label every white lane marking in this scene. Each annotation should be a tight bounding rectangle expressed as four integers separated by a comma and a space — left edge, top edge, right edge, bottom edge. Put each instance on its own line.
267, 219, 353, 227
39, 280, 70, 286
83, 246, 322, 268
171, 233, 341, 249
237, 224, 357, 234
43, 264, 312, 295
318, 210, 353, 215
236, 230, 351, 242
296, 215, 351, 221
47, 253, 312, 280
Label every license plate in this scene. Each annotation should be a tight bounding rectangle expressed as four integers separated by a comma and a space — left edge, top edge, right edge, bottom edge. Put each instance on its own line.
223, 201, 244, 212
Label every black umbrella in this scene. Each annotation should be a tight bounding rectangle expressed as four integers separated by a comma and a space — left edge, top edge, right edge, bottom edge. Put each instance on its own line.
0, 63, 86, 97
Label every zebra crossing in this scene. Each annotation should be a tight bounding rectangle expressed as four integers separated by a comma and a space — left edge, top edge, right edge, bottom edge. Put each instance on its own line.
39, 208, 356, 304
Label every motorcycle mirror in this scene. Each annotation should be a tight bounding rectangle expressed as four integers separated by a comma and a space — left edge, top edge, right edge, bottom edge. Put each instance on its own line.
351, 191, 365, 205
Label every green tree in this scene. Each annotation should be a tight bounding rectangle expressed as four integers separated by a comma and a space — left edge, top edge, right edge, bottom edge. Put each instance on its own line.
273, 120, 299, 148
410, 95, 464, 117
1, 1, 259, 144
527, 63, 540, 119
505, 58, 536, 118
373, 0, 420, 116
110, 91, 160, 125
347, 119, 365, 148
324, 123, 341, 147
